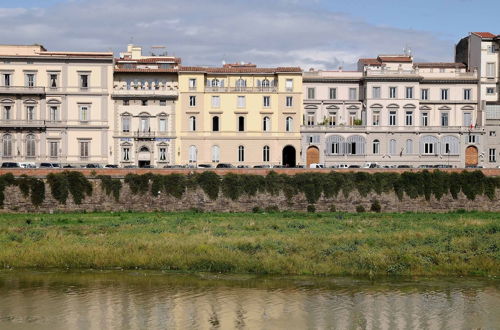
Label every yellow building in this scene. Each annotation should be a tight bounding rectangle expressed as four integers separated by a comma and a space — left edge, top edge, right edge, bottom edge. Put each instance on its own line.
177, 63, 302, 167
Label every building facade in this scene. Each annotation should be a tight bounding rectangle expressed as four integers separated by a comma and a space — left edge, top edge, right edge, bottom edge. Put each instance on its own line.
177, 63, 302, 167
0, 45, 113, 166
302, 55, 483, 168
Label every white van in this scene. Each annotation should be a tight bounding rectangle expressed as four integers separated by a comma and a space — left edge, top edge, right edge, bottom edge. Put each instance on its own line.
309, 163, 324, 169
362, 162, 379, 169
19, 162, 36, 169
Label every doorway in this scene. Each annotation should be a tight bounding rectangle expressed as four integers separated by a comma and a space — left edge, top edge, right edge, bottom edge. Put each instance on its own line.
306, 146, 320, 167
282, 145, 296, 167
465, 146, 478, 167
138, 146, 151, 167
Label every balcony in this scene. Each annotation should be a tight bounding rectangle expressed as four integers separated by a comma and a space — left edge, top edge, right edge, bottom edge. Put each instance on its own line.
0, 86, 45, 95
204, 86, 278, 93
0, 120, 46, 129
112, 86, 178, 99
301, 125, 485, 134
133, 130, 156, 140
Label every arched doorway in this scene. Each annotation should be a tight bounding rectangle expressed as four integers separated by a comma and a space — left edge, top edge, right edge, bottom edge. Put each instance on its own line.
306, 146, 319, 167
282, 145, 296, 168
465, 146, 478, 167
138, 146, 151, 167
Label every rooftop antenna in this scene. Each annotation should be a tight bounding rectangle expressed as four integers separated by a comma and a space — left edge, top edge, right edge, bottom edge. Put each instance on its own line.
403, 44, 412, 56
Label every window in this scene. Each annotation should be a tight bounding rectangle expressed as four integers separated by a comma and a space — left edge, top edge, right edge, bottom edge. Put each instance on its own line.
3, 106, 11, 120
329, 88, 337, 100
26, 135, 35, 157
489, 149, 496, 162
159, 99, 166, 106
159, 118, 167, 132
285, 79, 293, 91
441, 89, 449, 100
49, 74, 58, 88
188, 78, 196, 89
236, 79, 246, 89
285, 116, 293, 132
487, 45, 496, 54
405, 139, 413, 154
25, 73, 35, 87
389, 87, 397, 99
212, 116, 220, 132
389, 139, 397, 155
421, 112, 429, 126
463, 112, 472, 127
141, 100, 148, 106
372, 112, 380, 126
405, 111, 413, 126
122, 116, 130, 132
468, 135, 477, 143
238, 96, 246, 108
49, 106, 58, 121
490, 131, 497, 137
79, 105, 89, 121
79, 74, 89, 89
372, 87, 380, 99
286, 96, 293, 107
349, 112, 356, 126
372, 139, 380, 154
122, 147, 130, 161
389, 111, 396, 126
331, 141, 340, 154
263, 96, 270, 107
238, 145, 245, 162
211, 96, 220, 108
423, 142, 435, 154
486, 63, 495, 77
307, 88, 315, 99
308, 135, 320, 144
189, 116, 196, 131
263, 116, 270, 131
328, 113, 336, 126
306, 113, 315, 126
3, 74, 11, 87
140, 116, 149, 132
348, 88, 357, 100
263, 146, 270, 162
189, 96, 196, 107
405, 87, 413, 99
441, 112, 449, 127
421, 89, 429, 100
49, 141, 58, 158
159, 147, 167, 161
211, 145, 220, 162
80, 141, 89, 158
464, 89, 471, 100
188, 145, 197, 163
123, 100, 129, 106
486, 87, 495, 95
26, 106, 34, 121
238, 116, 245, 132
2, 135, 12, 157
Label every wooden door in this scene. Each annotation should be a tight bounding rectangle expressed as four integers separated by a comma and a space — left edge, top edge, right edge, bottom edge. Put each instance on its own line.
465, 146, 478, 166
306, 146, 319, 167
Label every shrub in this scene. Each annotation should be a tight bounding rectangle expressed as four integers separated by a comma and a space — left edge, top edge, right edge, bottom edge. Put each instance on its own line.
124, 173, 151, 195
221, 173, 241, 200
307, 204, 316, 213
356, 205, 365, 213
370, 200, 381, 213
197, 171, 220, 200
329, 204, 336, 212
47, 173, 69, 204
30, 179, 45, 207
97, 175, 122, 201
163, 174, 186, 199
265, 205, 280, 213
252, 206, 262, 213
47, 172, 91, 204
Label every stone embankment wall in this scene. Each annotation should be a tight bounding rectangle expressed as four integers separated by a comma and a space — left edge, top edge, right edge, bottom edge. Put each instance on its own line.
2, 179, 499, 214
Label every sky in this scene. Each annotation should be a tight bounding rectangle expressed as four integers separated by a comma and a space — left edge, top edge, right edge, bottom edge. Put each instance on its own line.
0, 0, 498, 69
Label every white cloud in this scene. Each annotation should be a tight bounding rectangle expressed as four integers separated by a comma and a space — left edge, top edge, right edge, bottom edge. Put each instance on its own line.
0, 0, 455, 69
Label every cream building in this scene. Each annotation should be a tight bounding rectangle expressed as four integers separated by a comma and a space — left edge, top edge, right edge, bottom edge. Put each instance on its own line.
177, 64, 302, 167
112, 45, 179, 167
0, 45, 113, 166
456, 32, 500, 167
302, 55, 482, 168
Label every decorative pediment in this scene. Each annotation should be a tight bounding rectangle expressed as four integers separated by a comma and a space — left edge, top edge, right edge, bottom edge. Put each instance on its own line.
387, 103, 400, 109
23, 98, 38, 104
419, 105, 432, 110
47, 99, 61, 104
0, 98, 14, 104
347, 105, 359, 110
438, 105, 451, 111
403, 104, 416, 109
304, 105, 318, 110
461, 105, 475, 110
326, 105, 340, 110
369, 103, 383, 109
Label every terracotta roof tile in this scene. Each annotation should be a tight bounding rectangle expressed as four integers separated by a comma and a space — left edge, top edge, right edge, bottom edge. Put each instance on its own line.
377, 56, 412, 63
179, 66, 302, 73
358, 58, 382, 66
472, 32, 497, 38
114, 68, 178, 73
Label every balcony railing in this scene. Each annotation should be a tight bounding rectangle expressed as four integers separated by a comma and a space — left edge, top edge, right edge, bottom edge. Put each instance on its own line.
204, 86, 278, 93
112, 86, 178, 98
0, 86, 45, 94
133, 130, 156, 139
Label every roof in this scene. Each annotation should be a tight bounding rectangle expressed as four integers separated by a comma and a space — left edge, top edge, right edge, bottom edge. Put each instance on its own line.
41, 51, 113, 57
116, 57, 181, 64
414, 62, 466, 69
472, 32, 497, 39
178, 66, 302, 73
358, 58, 382, 66
114, 68, 178, 73
377, 56, 412, 63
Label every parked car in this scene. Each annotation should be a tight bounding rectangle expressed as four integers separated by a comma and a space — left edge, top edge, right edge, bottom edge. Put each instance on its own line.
124, 165, 138, 168
309, 163, 324, 169
197, 164, 213, 168
142, 165, 155, 168
19, 162, 36, 168
253, 164, 271, 168
104, 164, 119, 168
348, 165, 361, 168
63, 164, 76, 168
237, 165, 249, 168
397, 165, 412, 168
362, 162, 379, 168
216, 163, 234, 168
85, 163, 102, 168
1, 162, 20, 168
39, 162, 60, 168
465, 165, 484, 168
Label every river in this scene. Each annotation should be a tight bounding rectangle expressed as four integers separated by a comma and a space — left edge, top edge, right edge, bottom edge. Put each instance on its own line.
0, 270, 498, 329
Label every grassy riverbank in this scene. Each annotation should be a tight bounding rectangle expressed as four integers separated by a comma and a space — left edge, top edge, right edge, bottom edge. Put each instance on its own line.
0, 211, 498, 276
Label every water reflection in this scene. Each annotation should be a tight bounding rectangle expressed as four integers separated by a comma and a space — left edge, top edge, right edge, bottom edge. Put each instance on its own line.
0, 271, 498, 329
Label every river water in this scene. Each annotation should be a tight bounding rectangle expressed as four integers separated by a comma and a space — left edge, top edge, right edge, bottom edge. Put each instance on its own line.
0, 270, 498, 330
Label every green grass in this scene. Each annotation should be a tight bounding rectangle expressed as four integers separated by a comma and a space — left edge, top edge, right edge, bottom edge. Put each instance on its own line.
0, 211, 498, 276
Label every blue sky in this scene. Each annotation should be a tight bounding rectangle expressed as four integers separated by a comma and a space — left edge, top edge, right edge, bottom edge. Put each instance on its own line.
0, 0, 497, 68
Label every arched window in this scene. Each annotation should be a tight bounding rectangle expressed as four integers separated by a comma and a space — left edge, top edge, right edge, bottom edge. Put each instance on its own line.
326, 135, 345, 155
212, 116, 220, 132
212, 78, 220, 87
189, 145, 197, 163
238, 145, 245, 162
285, 116, 293, 132
238, 116, 245, 132
405, 139, 413, 154
420, 135, 438, 155
389, 139, 397, 155
263, 116, 270, 132
236, 79, 246, 88
2, 134, 12, 157
263, 145, 270, 162
441, 136, 459, 155
189, 116, 196, 131
262, 79, 270, 87
211, 145, 220, 162
26, 134, 35, 157
346, 135, 366, 155
373, 139, 380, 154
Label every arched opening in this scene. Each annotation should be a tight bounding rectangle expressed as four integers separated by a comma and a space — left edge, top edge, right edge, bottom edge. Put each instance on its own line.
138, 146, 151, 168
465, 146, 478, 167
306, 146, 319, 167
282, 145, 296, 168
